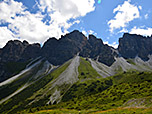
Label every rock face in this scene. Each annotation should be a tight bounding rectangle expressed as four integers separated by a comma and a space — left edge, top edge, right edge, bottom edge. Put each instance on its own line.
80, 35, 117, 66
0, 40, 41, 82
41, 30, 87, 65
21, 43, 41, 61
0, 40, 41, 62
118, 33, 152, 61
0, 40, 27, 62
0, 30, 152, 82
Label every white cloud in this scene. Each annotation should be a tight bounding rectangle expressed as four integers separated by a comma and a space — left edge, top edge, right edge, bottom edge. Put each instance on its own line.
0, 0, 95, 48
108, 0, 140, 32
38, 0, 95, 18
82, 30, 87, 36
144, 14, 148, 19
88, 30, 97, 35
81, 29, 97, 36
103, 41, 118, 48
0, 27, 17, 48
138, 6, 142, 10
37, 0, 95, 36
118, 28, 128, 33
130, 26, 152, 36
0, 0, 25, 24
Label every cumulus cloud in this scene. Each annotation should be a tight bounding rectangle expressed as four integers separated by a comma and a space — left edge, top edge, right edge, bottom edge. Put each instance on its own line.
130, 26, 152, 36
0, 27, 16, 48
118, 28, 128, 33
108, 0, 140, 32
82, 30, 87, 36
38, 0, 95, 17
0, 0, 25, 24
88, 30, 97, 35
0, 0, 95, 48
144, 14, 148, 19
103, 41, 118, 49
37, 0, 95, 37
81, 29, 97, 36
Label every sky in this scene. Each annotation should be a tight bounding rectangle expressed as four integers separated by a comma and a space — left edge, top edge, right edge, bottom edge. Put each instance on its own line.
0, 0, 152, 48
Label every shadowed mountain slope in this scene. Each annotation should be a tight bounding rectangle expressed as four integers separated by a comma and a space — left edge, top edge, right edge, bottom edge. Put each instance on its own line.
0, 30, 152, 113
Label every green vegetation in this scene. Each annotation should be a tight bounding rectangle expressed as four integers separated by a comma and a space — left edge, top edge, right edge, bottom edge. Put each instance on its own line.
50, 60, 71, 81
0, 60, 71, 114
37, 71, 152, 112
62, 57, 106, 102
1, 57, 152, 114
62, 78, 113, 102
5, 61, 29, 76
93, 108, 152, 114
126, 59, 136, 65
78, 57, 101, 80
0, 60, 44, 100
18, 107, 152, 114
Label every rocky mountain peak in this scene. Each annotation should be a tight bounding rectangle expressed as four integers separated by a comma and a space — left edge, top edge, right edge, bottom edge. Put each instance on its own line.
42, 30, 87, 65
88, 34, 104, 45
80, 34, 116, 66
23, 40, 29, 46
0, 40, 41, 62
118, 33, 152, 61
63, 30, 87, 42
0, 31, 152, 83
89, 34, 97, 40
0, 40, 27, 62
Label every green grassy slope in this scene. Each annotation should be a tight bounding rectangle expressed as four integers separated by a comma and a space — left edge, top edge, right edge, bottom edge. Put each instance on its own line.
19, 107, 152, 114
62, 57, 105, 102
23, 71, 152, 113
0, 60, 71, 114
1, 57, 152, 114
5, 61, 29, 76
0, 60, 44, 100
78, 58, 101, 80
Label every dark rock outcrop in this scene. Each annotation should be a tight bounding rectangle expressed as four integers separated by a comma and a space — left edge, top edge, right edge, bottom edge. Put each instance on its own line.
41, 30, 87, 65
118, 33, 152, 60
21, 43, 41, 61
0, 40, 41, 62
80, 35, 117, 66
0, 30, 152, 82
0, 40, 27, 62
0, 40, 41, 82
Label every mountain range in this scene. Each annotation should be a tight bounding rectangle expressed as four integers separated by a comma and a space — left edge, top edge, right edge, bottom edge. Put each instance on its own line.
0, 30, 152, 114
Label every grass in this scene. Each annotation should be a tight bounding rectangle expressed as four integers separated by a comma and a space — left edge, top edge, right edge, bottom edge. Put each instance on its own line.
27, 59, 71, 101
0, 59, 71, 114
18, 107, 152, 114
93, 107, 152, 114
1, 57, 152, 114
126, 59, 136, 65
0, 60, 45, 100
78, 57, 101, 80
5, 61, 30, 77
62, 58, 111, 102
51, 71, 152, 111
7, 70, 152, 113
50, 60, 71, 81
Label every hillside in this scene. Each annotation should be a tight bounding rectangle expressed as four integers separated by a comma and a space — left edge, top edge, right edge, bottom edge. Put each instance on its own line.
0, 31, 152, 113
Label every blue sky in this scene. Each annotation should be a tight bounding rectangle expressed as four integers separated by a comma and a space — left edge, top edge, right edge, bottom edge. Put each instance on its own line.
0, 0, 152, 48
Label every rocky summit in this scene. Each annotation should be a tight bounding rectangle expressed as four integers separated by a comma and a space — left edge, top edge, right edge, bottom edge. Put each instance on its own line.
118, 33, 152, 60
41, 30, 87, 65
0, 40, 41, 82
0, 30, 152, 82
0, 30, 152, 114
